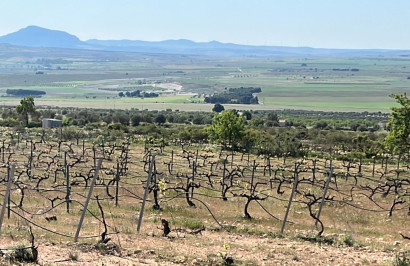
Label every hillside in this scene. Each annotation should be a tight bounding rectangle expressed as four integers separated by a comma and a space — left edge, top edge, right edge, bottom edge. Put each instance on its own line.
0, 26, 83, 48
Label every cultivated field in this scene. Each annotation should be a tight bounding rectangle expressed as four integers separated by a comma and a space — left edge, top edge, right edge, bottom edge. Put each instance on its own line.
1, 48, 410, 112
0, 129, 408, 265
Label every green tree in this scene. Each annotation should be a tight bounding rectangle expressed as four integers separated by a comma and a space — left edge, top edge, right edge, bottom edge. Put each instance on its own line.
240, 128, 263, 153
155, 113, 166, 125
131, 115, 141, 126
384, 93, 410, 155
266, 112, 279, 122
212, 103, 225, 113
16, 96, 35, 127
208, 110, 245, 150
242, 110, 252, 120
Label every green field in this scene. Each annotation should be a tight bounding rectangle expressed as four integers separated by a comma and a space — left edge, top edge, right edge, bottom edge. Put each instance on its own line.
1, 50, 409, 112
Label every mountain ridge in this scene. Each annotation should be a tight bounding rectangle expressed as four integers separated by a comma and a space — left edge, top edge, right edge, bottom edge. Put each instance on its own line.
0, 26, 409, 57
0, 26, 84, 48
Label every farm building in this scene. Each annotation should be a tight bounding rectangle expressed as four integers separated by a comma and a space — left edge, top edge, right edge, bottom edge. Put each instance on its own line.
279, 119, 287, 126
42, 118, 62, 128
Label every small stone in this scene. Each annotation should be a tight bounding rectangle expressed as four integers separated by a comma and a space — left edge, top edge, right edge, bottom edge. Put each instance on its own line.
394, 241, 400, 246
174, 256, 186, 263
134, 249, 142, 254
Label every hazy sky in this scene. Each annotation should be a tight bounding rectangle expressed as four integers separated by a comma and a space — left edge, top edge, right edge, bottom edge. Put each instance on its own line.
0, 0, 409, 49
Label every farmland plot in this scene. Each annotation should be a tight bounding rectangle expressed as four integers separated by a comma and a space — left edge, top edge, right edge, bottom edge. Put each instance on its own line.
0, 130, 408, 265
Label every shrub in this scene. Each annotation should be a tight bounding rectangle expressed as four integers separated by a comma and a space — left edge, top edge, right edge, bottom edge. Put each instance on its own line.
10, 245, 37, 263
340, 234, 355, 247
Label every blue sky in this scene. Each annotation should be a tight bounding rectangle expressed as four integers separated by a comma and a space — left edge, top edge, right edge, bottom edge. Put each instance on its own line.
0, 0, 409, 49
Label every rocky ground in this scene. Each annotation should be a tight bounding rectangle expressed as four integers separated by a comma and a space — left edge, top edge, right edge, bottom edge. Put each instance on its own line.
1, 227, 407, 265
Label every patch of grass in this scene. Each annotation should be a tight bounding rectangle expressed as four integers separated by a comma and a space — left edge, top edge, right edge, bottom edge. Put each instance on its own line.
296, 233, 336, 245
119, 226, 133, 234
357, 228, 383, 237
177, 218, 204, 230
268, 231, 284, 239
108, 212, 125, 219
295, 233, 360, 248
227, 224, 272, 237
201, 187, 221, 197
349, 212, 370, 225
158, 205, 193, 217
340, 233, 356, 247
150, 215, 160, 223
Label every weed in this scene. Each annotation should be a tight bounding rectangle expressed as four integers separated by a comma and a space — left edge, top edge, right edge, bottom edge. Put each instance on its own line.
340, 234, 355, 247
108, 212, 125, 219
220, 243, 234, 266
180, 218, 204, 230
268, 231, 284, 239
121, 226, 133, 234
349, 212, 370, 225
151, 215, 160, 223
394, 251, 410, 266
10, 244, 38, 263
69, 251, 79, 261
94, 242, 120, 256
296, 233, 336, 245
157, 205, 192, 216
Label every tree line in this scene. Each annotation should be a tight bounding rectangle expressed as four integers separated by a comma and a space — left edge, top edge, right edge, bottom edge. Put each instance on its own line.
6, 89, 46, 97
118, 90, 159, 98
204, 87, 261, 104
3, 93, 410, 163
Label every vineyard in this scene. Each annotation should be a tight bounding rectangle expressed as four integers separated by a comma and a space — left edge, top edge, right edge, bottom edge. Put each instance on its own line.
0, 129, 409, 265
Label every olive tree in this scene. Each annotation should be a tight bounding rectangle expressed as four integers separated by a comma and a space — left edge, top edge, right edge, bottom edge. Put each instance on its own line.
208, 110, 245, 150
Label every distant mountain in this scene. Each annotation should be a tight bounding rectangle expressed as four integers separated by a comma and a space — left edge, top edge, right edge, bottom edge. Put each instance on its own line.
83, 38, 410, 57
0, 26, 409, 57
0, 26, 83, 49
